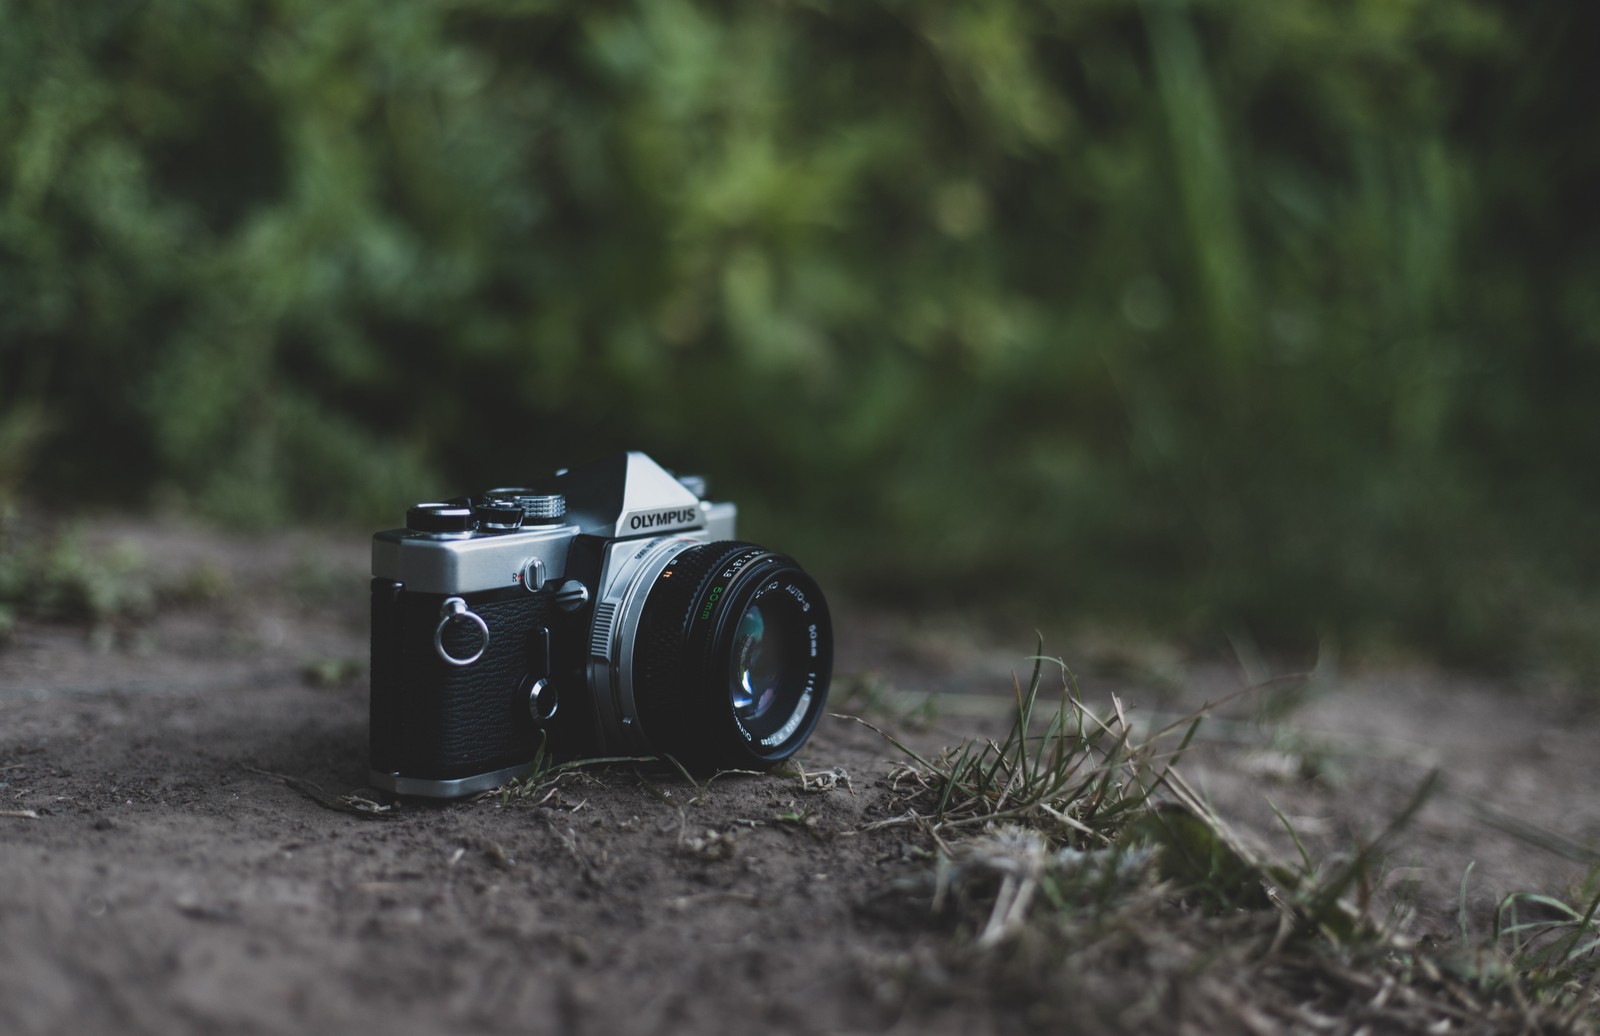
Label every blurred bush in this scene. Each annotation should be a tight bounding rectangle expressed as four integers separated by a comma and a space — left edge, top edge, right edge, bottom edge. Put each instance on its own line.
2, 0, 1596, 664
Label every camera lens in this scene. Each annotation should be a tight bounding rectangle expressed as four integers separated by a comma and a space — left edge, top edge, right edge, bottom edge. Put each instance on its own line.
628, 542, 832, 771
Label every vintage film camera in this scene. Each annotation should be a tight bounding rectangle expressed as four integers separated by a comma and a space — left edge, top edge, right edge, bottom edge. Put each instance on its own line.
369, 452, 833, 799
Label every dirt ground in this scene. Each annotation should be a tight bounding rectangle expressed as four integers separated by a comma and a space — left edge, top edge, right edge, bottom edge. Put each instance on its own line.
3, 518, 1598, 1035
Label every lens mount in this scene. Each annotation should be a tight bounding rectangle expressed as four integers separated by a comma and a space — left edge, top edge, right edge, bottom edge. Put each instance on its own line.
629, 541, 832, 771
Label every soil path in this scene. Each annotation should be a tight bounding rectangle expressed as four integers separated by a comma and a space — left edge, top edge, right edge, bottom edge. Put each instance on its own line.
2, 520, 1596, 1035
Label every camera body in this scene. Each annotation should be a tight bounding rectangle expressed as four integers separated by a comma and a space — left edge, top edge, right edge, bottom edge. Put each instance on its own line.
370, 452, 832, 799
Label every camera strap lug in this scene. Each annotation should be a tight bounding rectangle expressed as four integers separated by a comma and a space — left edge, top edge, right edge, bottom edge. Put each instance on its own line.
434, 597, 490, 666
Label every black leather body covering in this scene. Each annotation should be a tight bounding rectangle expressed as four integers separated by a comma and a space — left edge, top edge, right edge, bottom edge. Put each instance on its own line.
370, 579, 561, 781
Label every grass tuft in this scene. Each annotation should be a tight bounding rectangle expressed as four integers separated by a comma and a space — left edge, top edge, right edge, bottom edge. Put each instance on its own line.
841, 644, 1196, 854
1494, 876, 1600, 1008
492, 733, 658, 807
849, 643, 1600, 1031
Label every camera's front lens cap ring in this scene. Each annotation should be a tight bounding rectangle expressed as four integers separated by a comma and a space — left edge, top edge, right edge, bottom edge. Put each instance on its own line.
434, 597, 489, 666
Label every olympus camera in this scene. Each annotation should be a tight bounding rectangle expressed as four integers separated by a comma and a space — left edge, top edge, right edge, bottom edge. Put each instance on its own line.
369, 452, 834, 799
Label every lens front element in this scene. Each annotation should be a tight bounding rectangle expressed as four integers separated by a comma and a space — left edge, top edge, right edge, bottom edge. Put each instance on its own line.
722, 583, 821, 749
731, 604, 781, 722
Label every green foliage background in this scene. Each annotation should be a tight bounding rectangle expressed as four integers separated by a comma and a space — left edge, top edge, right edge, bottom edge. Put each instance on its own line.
2, 0, 1596, 663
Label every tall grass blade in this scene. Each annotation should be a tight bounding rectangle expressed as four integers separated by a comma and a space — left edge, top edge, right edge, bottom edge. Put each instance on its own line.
1460, 861, 1477, 943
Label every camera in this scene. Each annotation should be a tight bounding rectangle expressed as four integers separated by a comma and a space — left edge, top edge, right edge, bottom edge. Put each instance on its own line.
369, 451, 834, 799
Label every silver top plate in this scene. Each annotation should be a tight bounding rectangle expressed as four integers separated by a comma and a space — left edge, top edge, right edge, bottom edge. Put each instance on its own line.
372, 523, 580, 596
371, 453, 738, 595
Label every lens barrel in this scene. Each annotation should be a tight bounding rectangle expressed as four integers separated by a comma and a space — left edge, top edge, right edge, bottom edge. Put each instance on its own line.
630, 542, 832, 771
